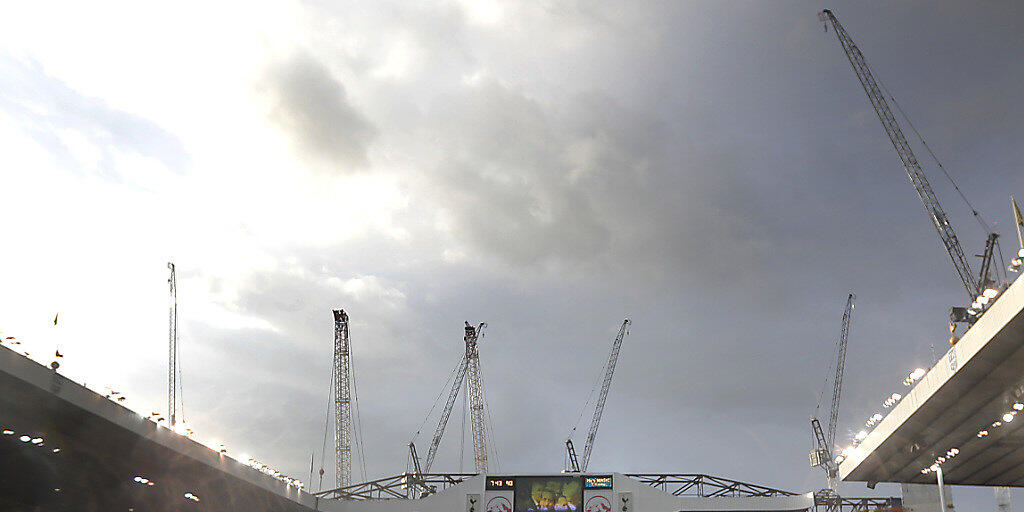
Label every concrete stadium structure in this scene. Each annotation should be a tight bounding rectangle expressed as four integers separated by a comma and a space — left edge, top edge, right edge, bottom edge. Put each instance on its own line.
840, 273, 1024, 486
0, 343, 316, 511
320, 474, 814, 512
0, 343, 824, 511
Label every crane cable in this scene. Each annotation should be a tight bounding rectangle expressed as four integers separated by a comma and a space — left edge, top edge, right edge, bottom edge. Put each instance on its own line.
881, 81, 989, 231
411, 357, 463, 444
317, 367, 336, 491
872, 75, 1007, 284
349, 340, 368, 481
567, 342, 610, 439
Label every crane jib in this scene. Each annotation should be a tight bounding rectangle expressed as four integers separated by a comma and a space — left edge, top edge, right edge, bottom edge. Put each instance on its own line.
821, 10, 978, 302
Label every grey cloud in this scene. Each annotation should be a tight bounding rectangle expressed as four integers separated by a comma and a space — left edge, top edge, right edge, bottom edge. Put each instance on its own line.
11, 1, 1024, 509
263, 53, 377, 172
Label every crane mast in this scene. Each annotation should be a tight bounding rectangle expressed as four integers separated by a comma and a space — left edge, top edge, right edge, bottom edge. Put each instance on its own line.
423, 322, 488, 473
167, 262, 178, 429
577, 318, 631, 472
333, 309, 354, 489
464, 322, 489, 473
810, 293, 855, 491
820, 9, 978, 303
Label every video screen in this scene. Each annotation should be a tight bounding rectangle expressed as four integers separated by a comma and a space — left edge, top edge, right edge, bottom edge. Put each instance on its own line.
514, 476, 582, 512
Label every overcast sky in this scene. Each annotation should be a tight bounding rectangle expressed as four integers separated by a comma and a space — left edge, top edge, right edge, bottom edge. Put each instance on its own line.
2, 1, 1023, 509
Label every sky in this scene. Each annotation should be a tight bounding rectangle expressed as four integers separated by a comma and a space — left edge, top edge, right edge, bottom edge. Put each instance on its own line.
1, 0, 1023, 509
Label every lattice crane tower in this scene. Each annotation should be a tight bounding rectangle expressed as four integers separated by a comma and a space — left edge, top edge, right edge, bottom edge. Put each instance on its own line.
333, 309, 353, 489
167, 262, 178, 428
464, 322, 489, 473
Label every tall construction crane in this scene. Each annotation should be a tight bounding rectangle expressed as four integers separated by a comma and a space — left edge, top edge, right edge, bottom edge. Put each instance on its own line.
333, 309, 354, 489
566, 318, 631, 473
464, 322, 490, 473
167, 262, 179, 429
422, 322, 489, 474
819, 9, 989, 311
810, 293, 855, 491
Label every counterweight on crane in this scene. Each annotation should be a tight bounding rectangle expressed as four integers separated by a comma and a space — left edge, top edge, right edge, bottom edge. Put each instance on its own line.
566, 318, 631, 472
810, 293, 855, 491
333, 309, 354, 489
819, 10, 983, 308
422, 322, 489, 474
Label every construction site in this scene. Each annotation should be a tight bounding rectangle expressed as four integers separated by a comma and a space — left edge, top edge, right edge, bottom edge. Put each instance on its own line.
2, 7, 1024, 512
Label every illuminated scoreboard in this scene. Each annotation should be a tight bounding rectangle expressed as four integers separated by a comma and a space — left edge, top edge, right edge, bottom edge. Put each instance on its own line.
483, 475, 614, 512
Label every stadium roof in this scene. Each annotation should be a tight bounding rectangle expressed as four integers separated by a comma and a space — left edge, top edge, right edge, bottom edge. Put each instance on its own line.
839, 275, 1024, 486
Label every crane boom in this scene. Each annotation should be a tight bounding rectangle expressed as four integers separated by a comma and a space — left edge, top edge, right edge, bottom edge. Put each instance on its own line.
580, 318, 631, 472
827, 294, 854, 452
820, 9, 977, 302
810, 293, 854, 490
565, 439, 581, 473
424, 353, 469, 472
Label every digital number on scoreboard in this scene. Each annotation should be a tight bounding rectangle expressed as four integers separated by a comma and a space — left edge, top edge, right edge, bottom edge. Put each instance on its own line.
486, 477, 516, 490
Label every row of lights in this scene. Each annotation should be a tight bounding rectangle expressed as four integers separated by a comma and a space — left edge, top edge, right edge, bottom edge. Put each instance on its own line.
922, 402, 1024, 474
243, 457, 305, 488
3, 429, 61, 453
132, 475, 155, 487
903, 368, 927, 387
3, 331, 305, 492
882, 392, 903, 409
1008, 248, 1024, 273
10, 426, 209, 504
967, 286, 1003, 317
920, 448, 960, 474
841, 367, 931, 464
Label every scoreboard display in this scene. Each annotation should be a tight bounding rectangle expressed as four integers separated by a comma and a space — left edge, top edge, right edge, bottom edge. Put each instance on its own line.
484, 476, 613, 512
